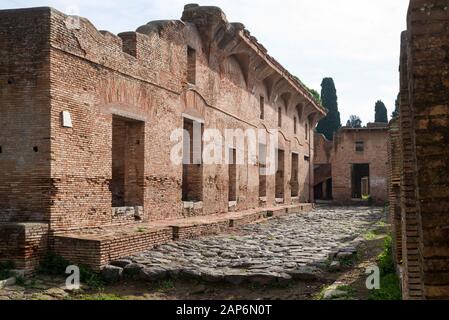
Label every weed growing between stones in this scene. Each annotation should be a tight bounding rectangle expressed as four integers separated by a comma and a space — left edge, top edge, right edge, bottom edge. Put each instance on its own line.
338, 253, 360, 268
157, 279, 175, 291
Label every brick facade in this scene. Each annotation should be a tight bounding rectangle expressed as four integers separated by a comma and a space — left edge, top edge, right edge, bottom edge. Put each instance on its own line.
314, 126, 389, 205
0, 5, 325, 271
390, 0, 449, 299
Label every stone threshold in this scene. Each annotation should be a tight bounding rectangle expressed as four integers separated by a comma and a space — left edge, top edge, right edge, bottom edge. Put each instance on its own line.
53, 203, 313, 271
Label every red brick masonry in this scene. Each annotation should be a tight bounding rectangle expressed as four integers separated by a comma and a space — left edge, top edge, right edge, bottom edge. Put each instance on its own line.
0, 4, 323, 272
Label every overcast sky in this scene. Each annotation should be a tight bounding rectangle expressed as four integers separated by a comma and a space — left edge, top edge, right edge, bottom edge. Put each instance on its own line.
2, 0, 409, 124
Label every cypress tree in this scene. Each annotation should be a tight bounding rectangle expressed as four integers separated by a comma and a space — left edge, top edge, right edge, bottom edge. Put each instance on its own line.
374, 100, 388, 123
316, 78, 341, 140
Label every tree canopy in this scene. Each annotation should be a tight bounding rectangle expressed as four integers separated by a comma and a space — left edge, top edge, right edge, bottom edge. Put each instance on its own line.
316, 78, 341, 140
374, 100, 388, 123
347, 115, 362, 128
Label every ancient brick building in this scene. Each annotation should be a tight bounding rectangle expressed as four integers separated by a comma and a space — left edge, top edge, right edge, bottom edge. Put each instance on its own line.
0, 5, 325, 271
314, 124, 389, 205
389, 0, 449, 300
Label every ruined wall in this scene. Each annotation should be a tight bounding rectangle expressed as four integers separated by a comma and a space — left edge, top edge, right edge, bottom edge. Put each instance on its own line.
0, 8, 52, 223
0, 5, 324, 236
396, 0, 449, 299
331, 128, 389, 205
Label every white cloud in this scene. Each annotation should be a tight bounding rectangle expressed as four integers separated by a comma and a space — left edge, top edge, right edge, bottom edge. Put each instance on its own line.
2, 0, 409, 124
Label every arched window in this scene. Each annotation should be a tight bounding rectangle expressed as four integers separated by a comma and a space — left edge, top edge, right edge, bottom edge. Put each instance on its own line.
260, 96, 265, 120
278, 107, 282, 127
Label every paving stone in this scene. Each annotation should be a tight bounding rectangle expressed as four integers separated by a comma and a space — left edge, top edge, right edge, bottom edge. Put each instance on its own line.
110, 259, 133, 268
101, 265, 123, 283
123, 263, 145, 277
122, 206, 383, 284
138, 267, 167, 281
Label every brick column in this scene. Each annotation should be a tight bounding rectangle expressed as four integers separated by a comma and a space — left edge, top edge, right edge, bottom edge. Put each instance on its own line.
398, 30, 424, 299
407, 0, 449, 299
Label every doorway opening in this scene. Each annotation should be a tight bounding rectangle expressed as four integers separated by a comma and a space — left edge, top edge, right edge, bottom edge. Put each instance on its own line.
228, 148, 237, 202
182, 118, 203, 202
351, 164, 370, 199
111, 115, 145, 208
275, 149, 285, 200
291, 153, 299, 197
258, 143, 267, 198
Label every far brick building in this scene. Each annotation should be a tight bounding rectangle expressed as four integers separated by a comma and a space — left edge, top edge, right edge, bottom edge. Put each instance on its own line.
0, 5, 325, 272
389, 0, 449, 300
314, 123, 389, 205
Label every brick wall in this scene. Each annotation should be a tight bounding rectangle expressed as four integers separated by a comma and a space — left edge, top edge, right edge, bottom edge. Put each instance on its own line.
391, 0, 449, 300
0, 8, 52, 223
331, 128, 389, 205
0, 5, 325, 271
0, 223, 48, 273
54, 227, 173, 271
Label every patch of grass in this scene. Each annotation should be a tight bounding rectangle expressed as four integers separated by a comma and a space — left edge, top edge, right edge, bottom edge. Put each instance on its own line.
338, 253, 360, 268
378, 236, 395, 275
38, 253, 70, 276
79, 266, 104, 290
157, 279, 175, 291
335, 285, 356, 300
376, 220, 386, 228
38, 253, 104, 289
364, 231, 377, 241
15, 276, 26, 286
68, 293, 125, 300
368, 274, 402, 300
315, 284, 355, 300
368, 234, 402, 300
0, 261, 14, 280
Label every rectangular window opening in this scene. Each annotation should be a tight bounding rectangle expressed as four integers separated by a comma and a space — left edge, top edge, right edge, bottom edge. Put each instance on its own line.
187, 46, 196, 85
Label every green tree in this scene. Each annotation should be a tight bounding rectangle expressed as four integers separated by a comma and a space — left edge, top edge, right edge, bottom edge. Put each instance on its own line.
375, 100, 388, 123
316, 78, 341, 140
348, 115, 362, 128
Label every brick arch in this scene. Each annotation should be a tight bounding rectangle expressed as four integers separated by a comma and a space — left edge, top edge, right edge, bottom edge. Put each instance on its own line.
221, 54, 247, 88
181, 89, 208, 121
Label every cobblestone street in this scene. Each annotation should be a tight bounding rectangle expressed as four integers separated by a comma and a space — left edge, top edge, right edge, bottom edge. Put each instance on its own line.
0, 206, 386, 300
111, 206, 385, 285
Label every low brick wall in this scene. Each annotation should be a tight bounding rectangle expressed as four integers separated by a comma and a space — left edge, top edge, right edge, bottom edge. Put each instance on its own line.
54, 227, 172, 271
51, 203, 313, 271
0, 223, 48, 273
173, 220, 230, 241
229, 211, 268, 227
